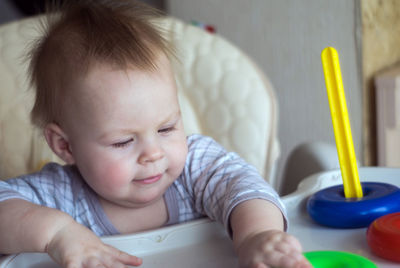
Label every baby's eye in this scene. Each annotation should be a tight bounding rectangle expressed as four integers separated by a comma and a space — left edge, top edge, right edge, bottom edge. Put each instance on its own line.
158, 126, 175, 134
112, 138, 133, 148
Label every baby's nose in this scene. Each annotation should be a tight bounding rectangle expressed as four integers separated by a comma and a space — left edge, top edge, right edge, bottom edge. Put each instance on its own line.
138, 142, 164, 164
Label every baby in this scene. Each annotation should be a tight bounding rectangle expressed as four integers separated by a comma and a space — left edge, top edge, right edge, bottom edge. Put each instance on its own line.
0, 1, 311, 268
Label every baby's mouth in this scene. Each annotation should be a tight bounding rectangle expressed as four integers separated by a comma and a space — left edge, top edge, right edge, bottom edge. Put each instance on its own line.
134, 174, 163, 184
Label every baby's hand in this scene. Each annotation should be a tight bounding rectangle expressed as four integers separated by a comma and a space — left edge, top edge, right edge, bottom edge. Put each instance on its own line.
237, 230, 312, 268
46, 220, 142, 267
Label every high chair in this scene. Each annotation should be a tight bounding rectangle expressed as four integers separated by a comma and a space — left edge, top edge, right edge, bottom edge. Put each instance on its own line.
0, 15, 280, 188
0, 15, 280, 267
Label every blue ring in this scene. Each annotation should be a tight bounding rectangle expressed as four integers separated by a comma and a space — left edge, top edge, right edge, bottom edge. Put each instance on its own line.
307, 182, 400, 228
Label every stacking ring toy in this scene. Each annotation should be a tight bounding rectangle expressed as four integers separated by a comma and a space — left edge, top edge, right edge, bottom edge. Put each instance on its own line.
367, 212, 400, 262
304, 251, 377, 268
307, 182, 400, 228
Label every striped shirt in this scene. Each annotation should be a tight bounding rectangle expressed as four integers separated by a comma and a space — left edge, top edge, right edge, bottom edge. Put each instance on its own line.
0, 134, 287, 237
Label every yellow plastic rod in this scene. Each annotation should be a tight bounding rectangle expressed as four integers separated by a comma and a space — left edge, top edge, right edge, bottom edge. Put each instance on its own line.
321, 47, 363, 198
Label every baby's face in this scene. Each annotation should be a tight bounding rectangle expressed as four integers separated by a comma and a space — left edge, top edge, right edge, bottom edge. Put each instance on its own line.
61, 55, 188, 208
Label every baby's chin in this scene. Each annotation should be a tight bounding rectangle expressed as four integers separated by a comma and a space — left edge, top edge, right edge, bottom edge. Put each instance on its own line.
123, 189, 167, 207
102, 198, 157, 209
125, 197, 164, 209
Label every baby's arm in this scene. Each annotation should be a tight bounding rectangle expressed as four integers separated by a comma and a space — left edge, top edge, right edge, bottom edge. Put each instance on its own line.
230, 199, 311, 268
0, 199, 142, 267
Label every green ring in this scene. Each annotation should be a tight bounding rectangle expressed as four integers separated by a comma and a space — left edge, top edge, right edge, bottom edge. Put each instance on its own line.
304, 251, 377, 268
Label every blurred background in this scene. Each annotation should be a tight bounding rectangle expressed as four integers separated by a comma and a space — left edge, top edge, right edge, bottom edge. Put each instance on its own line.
1, 0, 399, 195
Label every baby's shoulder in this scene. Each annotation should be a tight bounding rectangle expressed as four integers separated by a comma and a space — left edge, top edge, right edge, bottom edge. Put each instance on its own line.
3, 162, 85, 193
186, 134, 225, 152
33, 162, 82, 183
0, 163, 87, 210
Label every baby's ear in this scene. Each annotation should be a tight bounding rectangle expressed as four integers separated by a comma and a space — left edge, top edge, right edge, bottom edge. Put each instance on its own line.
44, 123, 75, 164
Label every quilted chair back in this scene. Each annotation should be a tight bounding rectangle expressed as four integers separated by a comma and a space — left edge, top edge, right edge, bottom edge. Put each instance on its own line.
0, 16, 280, 188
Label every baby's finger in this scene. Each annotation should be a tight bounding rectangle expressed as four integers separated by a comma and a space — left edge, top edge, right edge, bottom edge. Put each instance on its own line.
107, 245, 142, 266
254, 262, 269, 268
83, 256, 106, 267
282, 234, 303, 252
117, 252, 142, 266
296, 257, 313, 268
274, 241, 294, 255
279, 252, 312, 268
260, 251, 301, 268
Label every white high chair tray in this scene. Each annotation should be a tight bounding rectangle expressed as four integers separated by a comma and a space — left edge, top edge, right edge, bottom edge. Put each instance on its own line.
0, 218, 237, 268
1, 167, 399, 267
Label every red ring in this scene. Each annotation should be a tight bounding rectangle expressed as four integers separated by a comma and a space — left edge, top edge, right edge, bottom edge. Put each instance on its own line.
367, 212, 400, 262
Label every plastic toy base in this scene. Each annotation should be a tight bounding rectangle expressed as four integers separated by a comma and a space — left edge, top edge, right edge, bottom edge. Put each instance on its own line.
307, 182, 400, 228
367, 212, 400, 262
304, 251, 377, 268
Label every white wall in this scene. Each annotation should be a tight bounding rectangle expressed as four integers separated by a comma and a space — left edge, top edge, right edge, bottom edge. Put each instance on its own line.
167, 0, 363, 193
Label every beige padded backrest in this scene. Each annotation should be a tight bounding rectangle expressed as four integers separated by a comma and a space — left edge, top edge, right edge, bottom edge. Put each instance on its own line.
0, 16, 280, 187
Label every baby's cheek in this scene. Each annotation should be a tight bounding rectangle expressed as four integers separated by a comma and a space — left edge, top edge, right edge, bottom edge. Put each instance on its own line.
168, 141, 188, 177
100, 162, 131, 189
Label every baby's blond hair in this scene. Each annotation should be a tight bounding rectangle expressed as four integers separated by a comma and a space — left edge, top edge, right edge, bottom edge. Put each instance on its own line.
28, 0, 173, 129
